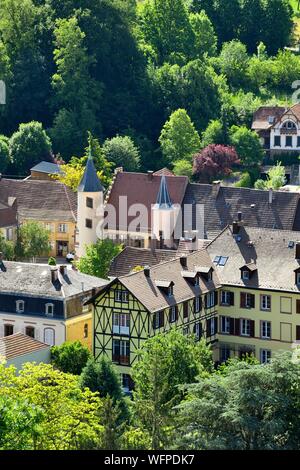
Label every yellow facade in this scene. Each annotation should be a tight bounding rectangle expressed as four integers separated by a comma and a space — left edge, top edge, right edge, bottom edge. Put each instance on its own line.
217, 287, 300, 363
22, 219, 76, 258
66, 312, 93, 351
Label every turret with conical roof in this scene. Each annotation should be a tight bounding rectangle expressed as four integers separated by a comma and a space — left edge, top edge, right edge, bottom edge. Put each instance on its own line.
152, 174, 179, 249
76, 143, 104, 258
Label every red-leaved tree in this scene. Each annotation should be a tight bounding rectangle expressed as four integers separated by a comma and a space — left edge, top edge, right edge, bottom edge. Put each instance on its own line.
193, 144, 240, 183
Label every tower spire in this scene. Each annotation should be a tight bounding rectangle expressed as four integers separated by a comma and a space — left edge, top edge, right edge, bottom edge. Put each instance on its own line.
156, 175, 173, 209
78, 139, 103, 193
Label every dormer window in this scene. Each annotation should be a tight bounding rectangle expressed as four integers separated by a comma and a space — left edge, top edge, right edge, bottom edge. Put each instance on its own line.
240, 263, 257, 281
168, 285, 174, 297
45, 303, 54, 317
242, 270, 249, 280
296, 271, 300, 286
16, 300, 25, 313
155, 280, 174, 297
195, 275, 200, 286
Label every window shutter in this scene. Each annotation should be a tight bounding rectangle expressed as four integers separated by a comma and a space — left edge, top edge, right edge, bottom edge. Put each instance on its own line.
250, 320, 255, 338
183, 301, 189, 318
214, 317, 218, 334
169, 308, 172, 323
250, 294, 255, 309
199, 322, 203, 338
159, 311, 164, 328
206, 319, 211, 337
214, 292, 218, 307
230, 292, 235, 306
235, 318, 240, 336
230, 318, 235, 335
297, 300, 300, 314
204, 295, 208, 309
296, 325, 300, 341
175, 306, 179, 321
240, 293, 246, 308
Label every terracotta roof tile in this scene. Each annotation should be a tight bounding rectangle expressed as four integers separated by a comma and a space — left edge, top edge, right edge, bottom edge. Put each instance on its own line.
0, 332, 49, 360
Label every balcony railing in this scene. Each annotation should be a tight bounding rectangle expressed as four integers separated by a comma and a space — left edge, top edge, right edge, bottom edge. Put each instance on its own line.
112, 354, 130, 365
280, 129, 297, 135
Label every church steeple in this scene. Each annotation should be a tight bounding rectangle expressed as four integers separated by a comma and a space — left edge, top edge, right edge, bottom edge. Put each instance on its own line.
78, 144, 103, 193
156, 175, 173, 209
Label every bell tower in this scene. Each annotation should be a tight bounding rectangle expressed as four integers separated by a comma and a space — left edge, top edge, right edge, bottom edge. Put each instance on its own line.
76, 145, 104, 258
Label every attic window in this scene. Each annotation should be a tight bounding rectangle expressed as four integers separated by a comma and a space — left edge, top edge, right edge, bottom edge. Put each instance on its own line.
45, 303, 54, 317
16, 300, 25, 313
288, 241, 295, 249
268, 116, 275, 124
168, 285, 174, 297
214, 256, 228, 266
242, 270, 250, 281
296, 272, 300, 286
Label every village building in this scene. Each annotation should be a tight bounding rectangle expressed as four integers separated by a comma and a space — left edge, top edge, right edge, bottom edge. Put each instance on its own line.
0, 332, 51, 370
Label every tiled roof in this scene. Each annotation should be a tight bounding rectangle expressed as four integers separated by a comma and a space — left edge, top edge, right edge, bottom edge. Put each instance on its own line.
0, 199, 17, 228
206, 225, 300, 292
251, 106, 286, 130
183, 183, 299, 239
0, 179, 77, 222
0, 333, 49, 360
0, 262, 108, 298
106, 171, 188, 232
108, 246, 178, 277
153, 168, 175, 176
30, 161, 63, 175
119, 249, 220, 313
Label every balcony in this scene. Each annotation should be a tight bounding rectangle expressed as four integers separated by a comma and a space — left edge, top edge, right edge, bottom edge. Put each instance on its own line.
112, 354, 130, 366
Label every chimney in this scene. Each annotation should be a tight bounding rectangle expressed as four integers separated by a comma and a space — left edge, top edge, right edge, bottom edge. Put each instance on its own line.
269, 188, 273, 204
147, 170, 154, 181
144, 266, 150, 277
212, 180, 221, 197
51, 267, 58, 283
180, 255, 188, 268
59, 265, 67, 276
232, 221, 240, 235
296, 242, 300, 260
237, 211, 242, 222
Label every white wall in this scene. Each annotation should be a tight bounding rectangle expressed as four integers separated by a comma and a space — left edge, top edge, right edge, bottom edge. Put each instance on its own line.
76, 191, 103, 258
0, 313, 65, 346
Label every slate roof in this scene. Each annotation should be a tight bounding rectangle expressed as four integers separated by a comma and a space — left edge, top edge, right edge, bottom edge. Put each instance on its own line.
108, 246, 178, 277
118, 249, 220, 313
183, 183, 299, 239
206, 225, 300, 293
0, 262, 108, 299
30, 161, 63, 175
105, 171, 188, 232
78, 150, 103, 193
0, 179, 77, 222
0, 333, 49, 360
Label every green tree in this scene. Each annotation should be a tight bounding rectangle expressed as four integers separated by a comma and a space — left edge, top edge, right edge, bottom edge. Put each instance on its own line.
262, 0, 293, 55
50, 16, 101, 159
175, 351, 300, 450
138, 0, 195, 65
51, 341, 91, 375
132, 331, 213, 449
76, 239, 123, 279
173, 159, 193, 178
201, 119, 226, 148
189, 11, 217, 58
229, 125, 264, 166
80, 357, 123, 402
159, 109, 201, 163
18, 221, 50, 261
0, 135, 10, 173
218, 40, 249, 90
9, 122, 52, 176
254, 162, 286, 190
0, 234, 14, 260
102, 135, 141, 172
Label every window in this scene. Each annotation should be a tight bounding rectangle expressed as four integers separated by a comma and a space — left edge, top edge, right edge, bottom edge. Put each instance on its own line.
115, 290, 129, 303
25, 326, 35, 338
183, 325, 189, 336
220, 345, 231, 363
211, 318, 216, 336
206, 318, 217, 337
214, 256, 228, 266
260, 349, 271, 364
296, 272, 300, 285
286, 136, 293, 147
44, 328, 55, 346
45, 223, 53, 233
206, 292, 215, 308
168, 285, 174, 297
242, 270, 249, 280
112, 339, 130, 365
6, 228, 13, 241
195, 275, 200, 286
45, 303, 54, 317
220, 316, 231, 334
169, 306, 177, 323
261, 295, 271, 311
261, 321, 271, 339
194, 296, 201, 313
86, 197, 93, 209
274, 136, 281, 147
297, 136, 300, 148
183, 301, 189, 319
241, 319, 250, 337
58, 224, 68, 233
296, 325, 300, 341
240, 292, 255, 309
194, 322, 202, 340
84, 323, 88, 338
220, 291, 234, 306
16, 300, 25, 313
85, 218, 93, 229
4, 324, 14, 336
113, 312, 130, 335
121, 373, 133, 393
153, 311, 164, 330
